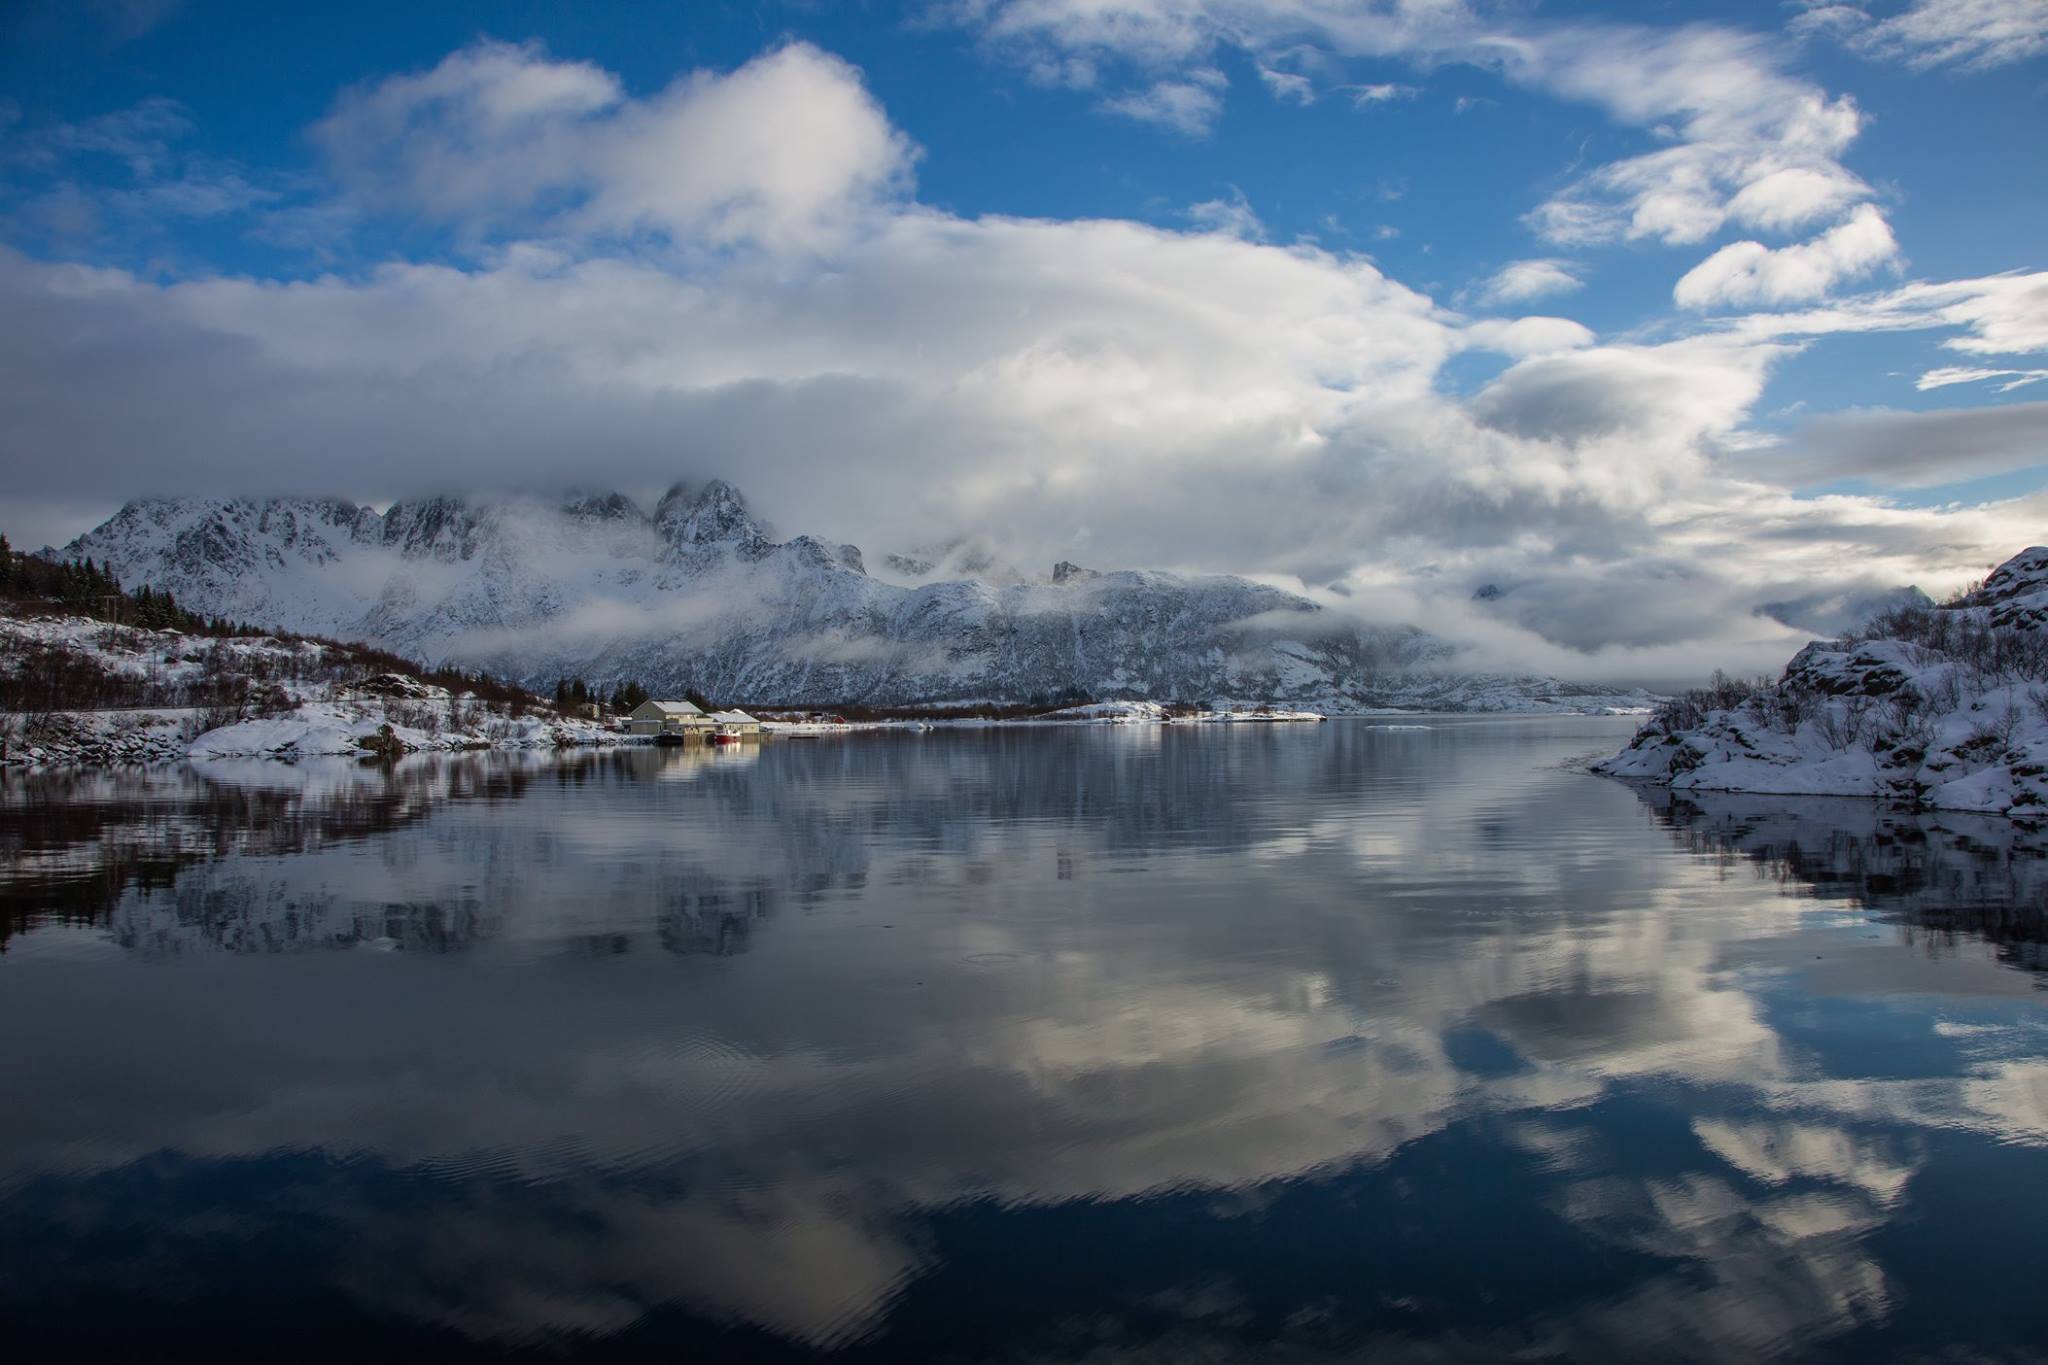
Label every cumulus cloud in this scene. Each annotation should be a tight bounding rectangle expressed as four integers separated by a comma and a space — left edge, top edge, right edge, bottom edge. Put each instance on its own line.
1471, 337, 1783, 447
1673, 203, 1900, 310
1475, 259, 1583, 305
1460, 316, 1595, 358
312, 40, 916, 252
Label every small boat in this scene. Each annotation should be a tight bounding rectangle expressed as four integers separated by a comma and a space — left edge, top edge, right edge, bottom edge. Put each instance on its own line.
711, 727, 742, 745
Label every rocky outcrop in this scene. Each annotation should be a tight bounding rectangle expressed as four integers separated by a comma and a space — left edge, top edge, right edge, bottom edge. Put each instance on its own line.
1598, 547, 2048, 817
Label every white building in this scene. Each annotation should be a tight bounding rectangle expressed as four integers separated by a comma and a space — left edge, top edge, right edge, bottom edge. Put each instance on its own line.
709, 709, 762, 737
628, 699, 713, 738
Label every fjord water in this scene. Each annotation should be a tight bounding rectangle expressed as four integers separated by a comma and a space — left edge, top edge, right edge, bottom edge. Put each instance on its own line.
3, 721, 2047, 1361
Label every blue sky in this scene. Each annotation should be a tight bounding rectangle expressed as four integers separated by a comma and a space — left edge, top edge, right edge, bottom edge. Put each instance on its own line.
1, 0, 2044, 672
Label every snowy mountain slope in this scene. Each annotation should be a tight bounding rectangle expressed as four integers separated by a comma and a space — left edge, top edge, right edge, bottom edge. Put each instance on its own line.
1598, 546, 2048, 817
63, 481, 1654, 712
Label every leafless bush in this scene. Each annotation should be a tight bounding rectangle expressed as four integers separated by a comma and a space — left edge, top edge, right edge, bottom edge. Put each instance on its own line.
1653, 670, 1770, 734
1814, 696, 1871, 751
1878, 685, 1936, 749
1925, 668, 1962, 714
1995, 704, 2023, 748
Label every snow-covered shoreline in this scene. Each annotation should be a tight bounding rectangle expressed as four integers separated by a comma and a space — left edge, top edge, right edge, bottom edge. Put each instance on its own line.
0, 613, 633, 768
1597, 547, 2048, 819
2, 607, 1645, 771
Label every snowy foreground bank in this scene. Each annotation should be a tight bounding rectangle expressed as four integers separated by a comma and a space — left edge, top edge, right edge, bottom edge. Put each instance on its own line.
0, 613, 624, 767
186, 700, 623, 758
2, 696, 629, 767
1598, 547, 2048, 818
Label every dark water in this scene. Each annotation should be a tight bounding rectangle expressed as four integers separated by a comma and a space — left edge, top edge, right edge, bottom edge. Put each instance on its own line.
3, 719, 2047, 1362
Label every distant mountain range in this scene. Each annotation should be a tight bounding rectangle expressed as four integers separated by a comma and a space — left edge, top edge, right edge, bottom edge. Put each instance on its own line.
59, 481, 1656, 712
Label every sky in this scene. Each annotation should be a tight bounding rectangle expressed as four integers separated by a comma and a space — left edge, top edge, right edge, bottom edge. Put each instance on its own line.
0, 0, 2044, 682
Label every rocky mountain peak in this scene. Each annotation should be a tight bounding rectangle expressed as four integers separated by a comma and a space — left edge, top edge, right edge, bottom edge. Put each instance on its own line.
655, 479, 766, 552
1968, 546, 2048, 607
380, 496, 481, 559
561, 491, 641, 523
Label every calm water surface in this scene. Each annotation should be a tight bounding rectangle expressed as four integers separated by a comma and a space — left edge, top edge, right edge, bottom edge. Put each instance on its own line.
3, 719, 2047, 1361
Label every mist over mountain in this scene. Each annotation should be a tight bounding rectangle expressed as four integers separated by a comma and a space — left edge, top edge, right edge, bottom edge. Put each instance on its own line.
61, 480, 1654, 713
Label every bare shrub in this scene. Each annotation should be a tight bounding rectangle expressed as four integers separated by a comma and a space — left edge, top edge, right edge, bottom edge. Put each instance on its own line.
1878, 685, 1935, 748
1653, 669, 1768, 734
1814, 697, 1871, 751
1925, 668, 1962, 714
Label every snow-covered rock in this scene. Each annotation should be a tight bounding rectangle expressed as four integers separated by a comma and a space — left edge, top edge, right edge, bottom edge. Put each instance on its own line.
0, 610, 628, 767
1598, 547, 2048, 818
184, 701, 626, 758
62, 481, 1655, 715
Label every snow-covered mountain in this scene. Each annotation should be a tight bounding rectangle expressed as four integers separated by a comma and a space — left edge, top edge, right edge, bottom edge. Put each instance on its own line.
1599, 546, 2048, 816
61, 482, 1653, 712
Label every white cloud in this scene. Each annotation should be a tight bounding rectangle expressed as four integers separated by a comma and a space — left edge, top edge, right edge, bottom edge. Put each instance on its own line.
1346, 82, 1416, 107
1723, 165, 1871, 233
1186, 191, 1264, 238
1918, 366, 2048, 392
1257, 65, 1315, 104
946, 2, 1885, 261
1461, 316, 1596, 358
1801, 0, 2048, 71
1471, 337, 1784, 448
1673, 204, 1900, 310
1098, 68, 1228, 136
1724, 270, 2048, 355
1475, 258, 1583, 305
312, 41, 916, 252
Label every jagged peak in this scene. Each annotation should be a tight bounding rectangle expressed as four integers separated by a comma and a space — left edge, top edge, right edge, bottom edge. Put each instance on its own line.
1052, 561, 1100, 585
655, 478, 766, 549
561, 491, 642, 522
379, 495, 483, 556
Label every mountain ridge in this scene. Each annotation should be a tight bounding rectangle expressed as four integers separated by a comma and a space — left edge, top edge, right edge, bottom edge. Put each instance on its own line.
61, 482, 1656, 713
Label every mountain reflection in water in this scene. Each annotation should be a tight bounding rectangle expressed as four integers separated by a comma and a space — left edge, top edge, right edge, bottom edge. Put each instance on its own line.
1, 721, 2045, 1362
